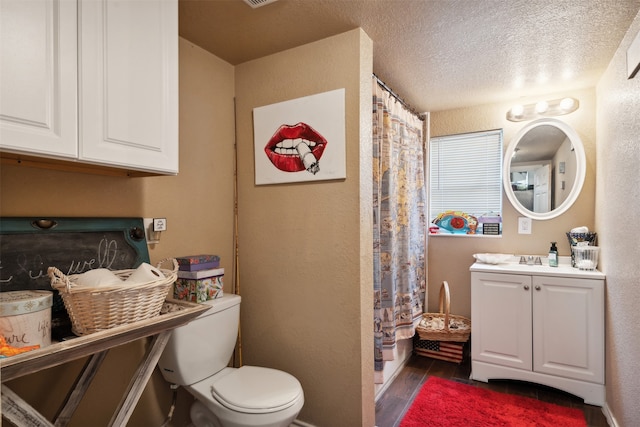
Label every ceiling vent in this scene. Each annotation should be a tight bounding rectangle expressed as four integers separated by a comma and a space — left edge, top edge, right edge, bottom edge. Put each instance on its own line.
243, 0, 278, 8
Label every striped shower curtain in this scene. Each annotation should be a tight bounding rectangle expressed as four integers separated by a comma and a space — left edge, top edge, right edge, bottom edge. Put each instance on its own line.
373, 77, 427, 383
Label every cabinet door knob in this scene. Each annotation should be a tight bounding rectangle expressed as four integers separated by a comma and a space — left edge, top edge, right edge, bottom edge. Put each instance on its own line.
535, 285, 541, 291
524, 285, 530, 291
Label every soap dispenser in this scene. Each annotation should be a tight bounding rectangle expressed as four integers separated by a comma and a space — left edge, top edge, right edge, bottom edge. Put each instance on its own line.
548, 242, 558, 267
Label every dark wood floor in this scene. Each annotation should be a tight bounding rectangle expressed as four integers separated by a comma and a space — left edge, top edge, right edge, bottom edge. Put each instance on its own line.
375, 352, 609, 427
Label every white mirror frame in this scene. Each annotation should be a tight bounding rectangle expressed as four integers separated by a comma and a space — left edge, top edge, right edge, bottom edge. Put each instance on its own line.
503, 118, 586, 221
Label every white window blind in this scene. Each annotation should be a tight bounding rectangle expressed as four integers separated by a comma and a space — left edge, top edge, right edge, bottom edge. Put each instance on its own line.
429, 129, 503, 222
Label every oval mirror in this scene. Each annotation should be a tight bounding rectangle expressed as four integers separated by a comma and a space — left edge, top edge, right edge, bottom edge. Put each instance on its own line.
503, 118, 586, 220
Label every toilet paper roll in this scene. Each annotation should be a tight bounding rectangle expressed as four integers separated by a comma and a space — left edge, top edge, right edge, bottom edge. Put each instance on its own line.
73, 269, 123, 287
124, 263, 165, 285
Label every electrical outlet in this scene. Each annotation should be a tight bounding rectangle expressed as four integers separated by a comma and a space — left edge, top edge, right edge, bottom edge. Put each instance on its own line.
518, 217, 532, 234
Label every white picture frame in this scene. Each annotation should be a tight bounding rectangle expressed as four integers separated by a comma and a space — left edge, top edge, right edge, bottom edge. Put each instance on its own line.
253, 88, 346, 185
627, 28, 640, 79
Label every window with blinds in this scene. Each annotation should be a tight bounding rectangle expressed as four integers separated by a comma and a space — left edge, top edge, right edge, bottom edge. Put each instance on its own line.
429, 129, 503, 227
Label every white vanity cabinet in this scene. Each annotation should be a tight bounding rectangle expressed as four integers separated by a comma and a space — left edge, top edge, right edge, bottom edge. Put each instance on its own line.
0, 0, 178, 175
470, 261, 605, 405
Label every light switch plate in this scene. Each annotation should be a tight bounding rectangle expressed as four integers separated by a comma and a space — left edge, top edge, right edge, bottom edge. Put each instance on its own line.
153, 218, 167, 231
518, 217, 532, 234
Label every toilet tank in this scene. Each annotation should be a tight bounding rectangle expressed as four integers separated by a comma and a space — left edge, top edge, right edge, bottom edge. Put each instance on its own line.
158, 294, 241, 386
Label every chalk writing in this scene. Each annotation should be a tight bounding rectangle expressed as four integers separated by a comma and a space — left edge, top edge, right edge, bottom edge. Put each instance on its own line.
67, 238, 119, 274
1, 237, 120, 287
16, 253, 47, 281
0, 261, 13, 284
0, 228, 143, 296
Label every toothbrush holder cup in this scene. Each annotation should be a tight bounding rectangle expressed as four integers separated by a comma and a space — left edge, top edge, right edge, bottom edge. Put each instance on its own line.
572, 246, 600, 271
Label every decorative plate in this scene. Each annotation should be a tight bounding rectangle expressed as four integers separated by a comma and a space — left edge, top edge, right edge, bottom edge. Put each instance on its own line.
432, 211, 478, 234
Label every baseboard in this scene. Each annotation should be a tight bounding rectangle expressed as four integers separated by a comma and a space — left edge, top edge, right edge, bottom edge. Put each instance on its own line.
291, 419, 317, 427
602, 402, 618, 427
374, 354, 413, 401
374, 338, 415, 400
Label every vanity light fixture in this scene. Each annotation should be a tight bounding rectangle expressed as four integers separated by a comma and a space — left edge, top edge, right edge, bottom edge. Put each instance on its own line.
535, 101, 549, 114
506, 97, 579, 122
510, 104, 524, 118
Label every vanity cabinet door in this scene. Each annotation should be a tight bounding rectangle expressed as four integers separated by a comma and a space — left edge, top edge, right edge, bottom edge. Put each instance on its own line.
532, 276, 604, 383
79, 0, 178, 174
471, 272, 532, 371
0, 0, 77, 158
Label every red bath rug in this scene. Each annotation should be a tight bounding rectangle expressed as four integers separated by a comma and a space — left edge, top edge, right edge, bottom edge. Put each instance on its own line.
399, 376, 586, 427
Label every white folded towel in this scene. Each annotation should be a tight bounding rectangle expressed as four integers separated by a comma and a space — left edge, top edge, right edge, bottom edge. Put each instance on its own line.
570, 226, 589, 233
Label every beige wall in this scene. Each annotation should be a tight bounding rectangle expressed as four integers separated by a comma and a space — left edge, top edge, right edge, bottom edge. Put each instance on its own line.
0, 37, 236, 426
429, 87, 597, 318
234, 28, 374, 427
596, 11, 640, 426
1, 30, 375, 427
5, 16, 636, 426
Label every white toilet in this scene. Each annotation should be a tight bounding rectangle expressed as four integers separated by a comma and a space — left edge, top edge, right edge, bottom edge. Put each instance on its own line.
158, 294, 304, 427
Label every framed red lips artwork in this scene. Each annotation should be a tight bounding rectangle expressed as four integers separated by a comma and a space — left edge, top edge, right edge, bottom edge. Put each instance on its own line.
253, 88, 346, 185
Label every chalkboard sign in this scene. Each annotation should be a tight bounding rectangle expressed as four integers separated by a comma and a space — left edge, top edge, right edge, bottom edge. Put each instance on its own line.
0, 217, 149, 296
0, 217, 150, 337
0, 217, 150, 291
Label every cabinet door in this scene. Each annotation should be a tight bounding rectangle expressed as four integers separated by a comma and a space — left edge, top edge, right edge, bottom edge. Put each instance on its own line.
533, 276, 604, 383
0, 0, 77, 158
79, 0, 178, 174
471, 272, 532, 370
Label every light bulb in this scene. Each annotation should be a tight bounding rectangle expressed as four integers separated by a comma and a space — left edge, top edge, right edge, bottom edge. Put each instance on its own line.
535, 101, 548, 113
511, 104, 524, 117
560, 98, 575, 111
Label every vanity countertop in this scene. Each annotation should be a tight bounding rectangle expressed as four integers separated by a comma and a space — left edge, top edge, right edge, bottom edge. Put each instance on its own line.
470, 256, 605, 279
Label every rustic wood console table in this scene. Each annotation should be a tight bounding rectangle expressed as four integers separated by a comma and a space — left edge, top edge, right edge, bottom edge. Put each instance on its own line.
1, 301, 209, 426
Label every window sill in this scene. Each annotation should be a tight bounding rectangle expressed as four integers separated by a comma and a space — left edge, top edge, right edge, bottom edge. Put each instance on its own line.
428, 233, 502, 238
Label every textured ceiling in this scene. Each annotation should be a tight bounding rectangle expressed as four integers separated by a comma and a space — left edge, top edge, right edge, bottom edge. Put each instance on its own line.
179, 0, 640, 112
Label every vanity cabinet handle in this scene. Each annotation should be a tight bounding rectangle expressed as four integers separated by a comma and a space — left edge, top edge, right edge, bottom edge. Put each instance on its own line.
535, 285, 541, 291
524, 285, 530, 291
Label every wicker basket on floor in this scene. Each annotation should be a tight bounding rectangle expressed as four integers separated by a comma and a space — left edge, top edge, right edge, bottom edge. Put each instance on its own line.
416, 281, 471, 343
48, 258, 177, 336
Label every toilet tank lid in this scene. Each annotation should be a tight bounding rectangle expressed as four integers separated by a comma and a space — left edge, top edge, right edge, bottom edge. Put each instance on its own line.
211, 366, 303, 414
197, 294, 241, 317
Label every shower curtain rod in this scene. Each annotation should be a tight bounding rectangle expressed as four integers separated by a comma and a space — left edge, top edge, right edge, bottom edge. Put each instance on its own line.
373, 73, 425, 120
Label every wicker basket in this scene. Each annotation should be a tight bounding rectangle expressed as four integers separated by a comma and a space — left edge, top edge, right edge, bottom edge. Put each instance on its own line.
416, 281, 471, 343
48, 258, 178, 336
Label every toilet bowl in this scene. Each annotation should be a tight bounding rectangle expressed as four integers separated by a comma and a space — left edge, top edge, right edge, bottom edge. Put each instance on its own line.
157, 294, 304, 427
187, 366, 304, 427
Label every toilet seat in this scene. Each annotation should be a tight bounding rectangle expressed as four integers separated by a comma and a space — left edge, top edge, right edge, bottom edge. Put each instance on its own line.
208, 366, 303, 414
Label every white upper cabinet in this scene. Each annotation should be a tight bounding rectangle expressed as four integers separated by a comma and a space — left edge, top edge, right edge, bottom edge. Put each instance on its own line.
79, 0, 178, 174
0, 0, 78, 158
0, 0, 179, 175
